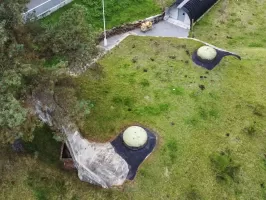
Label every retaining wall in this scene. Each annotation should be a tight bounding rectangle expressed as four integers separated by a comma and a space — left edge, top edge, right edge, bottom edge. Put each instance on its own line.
98, 13, 165, 41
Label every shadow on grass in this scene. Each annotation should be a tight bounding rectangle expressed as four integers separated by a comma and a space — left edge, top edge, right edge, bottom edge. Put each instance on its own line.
24, 124, 62, 166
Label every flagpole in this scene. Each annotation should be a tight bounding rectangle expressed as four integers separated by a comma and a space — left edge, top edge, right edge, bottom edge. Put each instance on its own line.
102, 0, 107, 46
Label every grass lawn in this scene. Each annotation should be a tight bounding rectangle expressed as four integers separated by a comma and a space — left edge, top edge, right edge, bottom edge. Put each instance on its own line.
41, 0, 167, 30
2, 0, 266, 199
192, 0, 266, 49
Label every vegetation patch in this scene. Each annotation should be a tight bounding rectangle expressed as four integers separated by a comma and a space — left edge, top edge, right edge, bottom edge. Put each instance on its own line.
27, 170, 66, 200
24, 125, 62, 166
43, 56, 66, 68
243, 123, 257, 136
210, 150, 240, 183
184, 186, 202, 200
253, 104, 266, 117
134, 103, 169, 116
163, 139, 179, 164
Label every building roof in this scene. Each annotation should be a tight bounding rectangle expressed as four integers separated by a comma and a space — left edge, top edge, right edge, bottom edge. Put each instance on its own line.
177, 0, 190, 8
177, 0, 219, 22
176, 0, 184, 6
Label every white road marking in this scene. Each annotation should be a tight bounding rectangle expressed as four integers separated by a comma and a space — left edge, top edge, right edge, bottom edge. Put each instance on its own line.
26, 0, 52, 13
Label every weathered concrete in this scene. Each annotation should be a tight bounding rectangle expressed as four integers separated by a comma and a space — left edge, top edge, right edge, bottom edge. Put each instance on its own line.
65, 129, 129, 188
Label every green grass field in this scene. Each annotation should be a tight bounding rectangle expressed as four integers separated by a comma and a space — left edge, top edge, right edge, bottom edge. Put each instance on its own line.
192, 0, 266, 49
2, 0, 266, 199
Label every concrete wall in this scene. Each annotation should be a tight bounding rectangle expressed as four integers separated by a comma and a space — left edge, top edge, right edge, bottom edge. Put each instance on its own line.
183, 10, 191, 27
98, 13, 165, 41
166, 6, 190, 30
169, 6, 178, 19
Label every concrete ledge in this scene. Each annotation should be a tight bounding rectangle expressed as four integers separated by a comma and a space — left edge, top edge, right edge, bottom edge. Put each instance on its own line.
167, 18, 190, 29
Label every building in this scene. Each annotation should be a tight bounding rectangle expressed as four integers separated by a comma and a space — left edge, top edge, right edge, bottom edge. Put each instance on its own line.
165, 0, 219, 29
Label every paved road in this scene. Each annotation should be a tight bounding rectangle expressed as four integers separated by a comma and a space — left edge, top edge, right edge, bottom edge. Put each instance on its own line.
27, 0, 49, 10
100, 21, 189, 51
26, 0, 68, 16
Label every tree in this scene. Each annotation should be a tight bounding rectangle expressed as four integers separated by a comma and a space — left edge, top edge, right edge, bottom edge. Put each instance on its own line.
0, 0, 33, 143
39, 4, 98, 69
0, 0, 30, 72
0, 72, 27, 143
0, 1, 97, 144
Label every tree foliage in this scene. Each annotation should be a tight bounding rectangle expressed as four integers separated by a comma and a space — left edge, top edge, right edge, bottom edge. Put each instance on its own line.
0, 69, 31, 143
0, 0, 30, 143
0, 1, 97, 144
0, 70, 26, 128
39, 4, 98, 68
0, 0, 30, 71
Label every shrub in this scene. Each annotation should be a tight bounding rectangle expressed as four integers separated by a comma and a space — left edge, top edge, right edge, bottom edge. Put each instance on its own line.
185, 186, 202, 200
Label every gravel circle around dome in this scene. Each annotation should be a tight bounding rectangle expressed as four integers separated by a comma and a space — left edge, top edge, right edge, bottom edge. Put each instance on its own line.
192, 46, 241, 70
111, 126, 157, 180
